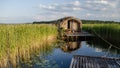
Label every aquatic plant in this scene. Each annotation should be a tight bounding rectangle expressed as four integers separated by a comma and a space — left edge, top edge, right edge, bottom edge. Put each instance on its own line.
0, 24, 57, 68
83, 23, 120, 47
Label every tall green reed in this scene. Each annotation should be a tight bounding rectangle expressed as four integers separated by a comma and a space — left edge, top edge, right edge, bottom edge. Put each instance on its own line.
83, 23, 120, 47
0, 24, 57, 68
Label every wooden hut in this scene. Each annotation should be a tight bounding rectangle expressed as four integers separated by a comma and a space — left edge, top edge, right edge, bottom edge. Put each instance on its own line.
58, 16, 82, 32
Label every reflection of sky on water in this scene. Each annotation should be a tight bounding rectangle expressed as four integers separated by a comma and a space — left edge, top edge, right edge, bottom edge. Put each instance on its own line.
20, 39, 120, 68
95, 48, 103, 52
43, 40, 120, 68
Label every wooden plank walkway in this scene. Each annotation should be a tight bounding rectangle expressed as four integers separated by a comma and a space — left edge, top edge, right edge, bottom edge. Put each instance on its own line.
70, 55, 120, 68
63, 31, 94, 41
65, 31, 94, 37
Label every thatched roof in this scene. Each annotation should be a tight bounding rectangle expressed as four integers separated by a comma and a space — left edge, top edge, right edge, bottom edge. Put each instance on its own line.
57, 16, 82, 24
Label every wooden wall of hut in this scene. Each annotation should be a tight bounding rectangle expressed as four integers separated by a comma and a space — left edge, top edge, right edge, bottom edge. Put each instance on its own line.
58, 16, 82, 32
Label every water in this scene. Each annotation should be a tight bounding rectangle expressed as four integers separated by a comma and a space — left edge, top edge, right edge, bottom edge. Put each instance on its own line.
21, 37, 120, 68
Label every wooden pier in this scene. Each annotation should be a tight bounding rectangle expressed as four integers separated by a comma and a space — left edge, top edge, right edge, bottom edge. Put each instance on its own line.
65, 31, 93, 37
70, 55, 120, 68
63, 31, 94, 41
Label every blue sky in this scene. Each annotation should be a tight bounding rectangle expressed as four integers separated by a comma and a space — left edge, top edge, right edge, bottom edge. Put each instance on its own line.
0, 0, 120, 23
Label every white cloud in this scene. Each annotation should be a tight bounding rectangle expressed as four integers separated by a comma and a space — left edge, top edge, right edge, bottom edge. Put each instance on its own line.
85, 0, 120, 11
73, 7, 81, 11
39, 4, 55, 10
37, 0, 120, 22
100, 0, 108, 4
86, 0, 108, 5
73, 1, 80, 6
39, 4, 46, 8
86, 13, 92, 17
48, 5, 55, 9
38, 1, 82, 12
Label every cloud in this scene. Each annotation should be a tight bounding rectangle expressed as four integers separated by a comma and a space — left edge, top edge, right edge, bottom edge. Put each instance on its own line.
37, 0, 120, 22
86, 0, 108, 5
72, 7, 81, 11
38, 0, 120, 12
72, 1, 80, 6
86, 13, 92, 17
0, 0, 119, 23
84, 1, 109, 11
85, 0, 120, 11
39, 4, 55, 10
39, 1, 82, 12
34, 11, 77, 21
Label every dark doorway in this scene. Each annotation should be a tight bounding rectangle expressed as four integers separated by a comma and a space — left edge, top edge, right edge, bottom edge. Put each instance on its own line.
68, 20, 70, 29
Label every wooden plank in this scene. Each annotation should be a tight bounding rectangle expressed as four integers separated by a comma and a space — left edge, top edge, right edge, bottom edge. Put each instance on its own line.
70, 55, 120, 68
70, 57, 74, 68
64, 31, 94, 37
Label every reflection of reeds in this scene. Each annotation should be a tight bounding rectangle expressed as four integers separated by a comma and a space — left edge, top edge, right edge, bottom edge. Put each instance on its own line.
83, 24, 120, 46
0, 24, 57, 68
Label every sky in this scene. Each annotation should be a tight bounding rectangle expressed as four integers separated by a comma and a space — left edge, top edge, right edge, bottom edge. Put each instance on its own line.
0, 0, 120, 23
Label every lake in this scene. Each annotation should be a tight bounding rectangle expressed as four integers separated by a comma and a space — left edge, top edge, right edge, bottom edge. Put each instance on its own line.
19, 37, 120, 68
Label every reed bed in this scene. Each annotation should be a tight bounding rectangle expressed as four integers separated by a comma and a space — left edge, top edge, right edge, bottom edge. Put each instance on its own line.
0, 24, 57, 68
83, 23, 120, 47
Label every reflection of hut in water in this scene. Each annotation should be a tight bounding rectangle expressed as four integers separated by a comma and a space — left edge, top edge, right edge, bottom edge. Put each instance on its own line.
58, 16, 82, 32
61, 42, 81, 52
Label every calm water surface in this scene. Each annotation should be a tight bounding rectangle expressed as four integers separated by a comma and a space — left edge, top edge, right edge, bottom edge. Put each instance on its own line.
21, 38, 120, 68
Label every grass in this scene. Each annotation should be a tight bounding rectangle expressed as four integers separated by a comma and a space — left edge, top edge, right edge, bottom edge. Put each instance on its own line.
0, 24, 57, 68
83, 23, 120, 47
